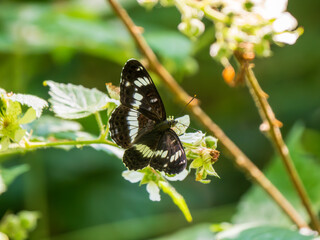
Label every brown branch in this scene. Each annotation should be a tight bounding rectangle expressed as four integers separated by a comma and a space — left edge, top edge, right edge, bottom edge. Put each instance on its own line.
244, 63, 320, 233
107, 0, 309, 229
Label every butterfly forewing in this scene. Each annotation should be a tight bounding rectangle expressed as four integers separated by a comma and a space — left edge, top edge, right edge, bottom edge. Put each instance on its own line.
120, 59, 166, 121
150, 130, 187, 174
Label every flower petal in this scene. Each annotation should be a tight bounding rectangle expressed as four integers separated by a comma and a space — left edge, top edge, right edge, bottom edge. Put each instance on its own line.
273, 32, 299, 45
165, 169, 189, 181
122, 170, 144, 183
146, 181, 161, 201
272, 12, 298, 32
179, 131, 205, 145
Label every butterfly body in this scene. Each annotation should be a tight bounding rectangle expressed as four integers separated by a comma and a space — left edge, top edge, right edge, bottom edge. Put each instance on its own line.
109, 59, 187, 174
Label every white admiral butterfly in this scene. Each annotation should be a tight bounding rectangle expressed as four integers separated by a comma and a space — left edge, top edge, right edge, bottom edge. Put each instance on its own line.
109, 59, 187, 174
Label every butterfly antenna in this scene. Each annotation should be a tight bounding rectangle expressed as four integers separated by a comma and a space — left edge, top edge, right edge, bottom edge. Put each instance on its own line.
178, 94, 197, 117
175, 95, 199, 132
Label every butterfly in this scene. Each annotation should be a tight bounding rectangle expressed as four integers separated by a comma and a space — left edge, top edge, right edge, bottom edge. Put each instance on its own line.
109, 59, 187, 174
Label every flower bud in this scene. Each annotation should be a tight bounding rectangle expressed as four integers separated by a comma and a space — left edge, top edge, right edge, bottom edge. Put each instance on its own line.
137, 0, 158, 10
178, 18, 205, 39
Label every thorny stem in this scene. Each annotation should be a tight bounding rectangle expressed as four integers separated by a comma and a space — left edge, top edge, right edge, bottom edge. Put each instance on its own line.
244, 63, 320, 233
107, 0, 310, 229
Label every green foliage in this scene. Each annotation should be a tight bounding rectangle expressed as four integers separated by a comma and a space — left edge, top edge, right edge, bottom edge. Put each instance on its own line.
44, 80, 118, 119
215, 224, 315, 240
0, 164, 29, 188
0, 90, 46, 150
233, 123, 320, 225
0, 211, 39, 240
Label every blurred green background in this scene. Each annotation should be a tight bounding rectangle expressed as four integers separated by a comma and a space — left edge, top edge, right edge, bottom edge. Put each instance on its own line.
0, 0, 319, 239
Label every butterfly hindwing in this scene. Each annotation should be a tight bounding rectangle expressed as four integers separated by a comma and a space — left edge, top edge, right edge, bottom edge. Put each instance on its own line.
150, 129, 187, 174
123, 130, 162, 170
123, 129, 187, 174
120, 59, 166, 121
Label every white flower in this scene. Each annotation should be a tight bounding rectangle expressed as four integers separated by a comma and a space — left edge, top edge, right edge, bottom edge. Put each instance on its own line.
172, 115, 190, 135
0, 232, 9, 240
178, 18, 205, 38
299, 227, 318, 237
137, 0, 158, 9
179, 131, 205, 145
146, 181, 161, 201
222, 0, 246, 15
122, 170, 144, 183
252, 0, 288, 20
164, 169, 189, 181
272, 12, 298, 32
210, 42, 220, 57
122, 170, 161, 201
0, 174, 6, 195
273, 32, 299, 45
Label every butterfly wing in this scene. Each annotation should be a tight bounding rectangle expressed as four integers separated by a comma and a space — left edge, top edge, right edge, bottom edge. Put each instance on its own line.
150, 129, 187, 174
109, 105, 156, 148
110, 59, 166, 148
123, 129, 163, 171
123, 129, 187, 174
120, 59, 166, 121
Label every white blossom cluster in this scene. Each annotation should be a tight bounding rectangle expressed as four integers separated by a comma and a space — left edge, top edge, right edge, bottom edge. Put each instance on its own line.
137, 0, 302, 64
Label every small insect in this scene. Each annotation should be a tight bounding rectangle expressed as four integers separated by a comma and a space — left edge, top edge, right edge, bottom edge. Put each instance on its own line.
109, 59, 187, 174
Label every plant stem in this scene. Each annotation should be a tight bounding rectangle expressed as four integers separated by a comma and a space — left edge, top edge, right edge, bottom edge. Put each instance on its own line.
0, 138, 118, 160
244, 63, 320, 233
94, 112, 104, 132
107, 0, 310, 229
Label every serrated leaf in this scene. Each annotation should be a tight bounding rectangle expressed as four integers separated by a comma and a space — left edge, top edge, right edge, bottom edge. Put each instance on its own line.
8, 93, 48, 118
25, 115, 82, 138
215, 224, 315, 240
45, 80, 114, 119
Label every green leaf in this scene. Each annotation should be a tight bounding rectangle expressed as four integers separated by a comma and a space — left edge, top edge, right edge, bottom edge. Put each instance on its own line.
0, 172, 6, 195
6, 101, 22, 117
203, 163, 219, 177
159, 181, 192, 222
154, 223, 214, 240
25, 115, 82, 138
215, 224, 315, 240
1, 164, 29, 187
19, 108, 36, 125
44, 80, 113, 119
8, 94, 48, 118
0, 137, 10, 151
13, 129, 26, 142
189, 158, 203, 168
233, 123, 320, 226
